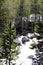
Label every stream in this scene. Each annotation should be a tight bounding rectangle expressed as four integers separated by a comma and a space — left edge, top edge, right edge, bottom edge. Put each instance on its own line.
14, 33, 41, 65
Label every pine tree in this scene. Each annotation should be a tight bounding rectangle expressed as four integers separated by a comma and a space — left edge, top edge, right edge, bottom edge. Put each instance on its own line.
2, 22, 18, 65
34, 0, 43, 34
0, 1, 19, 65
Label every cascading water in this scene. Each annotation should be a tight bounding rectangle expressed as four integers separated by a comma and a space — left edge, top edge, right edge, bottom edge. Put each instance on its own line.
14, 33, 40, 65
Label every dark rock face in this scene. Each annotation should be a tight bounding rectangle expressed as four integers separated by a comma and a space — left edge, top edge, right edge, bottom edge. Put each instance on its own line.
16, 26, 22, 35
28, 22, 34, 33
16, 22, 34, 35
15, 14, 42, 36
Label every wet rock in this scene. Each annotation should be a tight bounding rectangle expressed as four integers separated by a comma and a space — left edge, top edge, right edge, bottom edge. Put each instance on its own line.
22, 37, 29, 44
27, 33, 35, 39
30, 44, 36, 49
34, 32, 40, 36
38, 38, 43, 42
28, 55, 34, 59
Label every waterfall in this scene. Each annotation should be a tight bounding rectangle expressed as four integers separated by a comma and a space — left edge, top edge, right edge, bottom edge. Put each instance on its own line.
14, 33, 39, 65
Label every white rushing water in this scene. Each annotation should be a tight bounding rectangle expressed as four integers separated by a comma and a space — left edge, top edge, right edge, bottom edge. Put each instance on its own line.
14, 33, 39, 65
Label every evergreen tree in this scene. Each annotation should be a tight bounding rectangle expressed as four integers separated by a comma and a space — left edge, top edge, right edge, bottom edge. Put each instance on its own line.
0, 1, 18, 64
34, 0, 43, 34
2, 22, 18, 65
